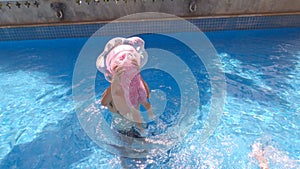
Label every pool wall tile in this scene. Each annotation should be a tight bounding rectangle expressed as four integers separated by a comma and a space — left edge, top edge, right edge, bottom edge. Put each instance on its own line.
0, 14, 299, 41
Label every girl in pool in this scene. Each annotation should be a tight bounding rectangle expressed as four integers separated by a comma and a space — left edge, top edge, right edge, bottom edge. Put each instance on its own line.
96, 37, 154, 137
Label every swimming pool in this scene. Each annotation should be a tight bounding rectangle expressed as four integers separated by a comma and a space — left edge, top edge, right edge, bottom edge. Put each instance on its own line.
0, 26, 300, 168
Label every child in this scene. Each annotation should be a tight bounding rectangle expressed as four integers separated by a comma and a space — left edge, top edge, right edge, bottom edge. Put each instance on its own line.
96, 37, 154, 137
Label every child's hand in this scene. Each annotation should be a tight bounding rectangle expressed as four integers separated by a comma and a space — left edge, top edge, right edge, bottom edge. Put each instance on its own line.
113, 66, 125, 77
126, 37, 143, 46
130, 59, 140, 70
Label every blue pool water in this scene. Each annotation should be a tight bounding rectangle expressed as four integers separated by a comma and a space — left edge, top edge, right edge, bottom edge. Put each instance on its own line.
0, 28, 300, 168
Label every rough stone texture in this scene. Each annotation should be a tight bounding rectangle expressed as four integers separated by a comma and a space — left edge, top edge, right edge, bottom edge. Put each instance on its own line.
0, 0, 300, 26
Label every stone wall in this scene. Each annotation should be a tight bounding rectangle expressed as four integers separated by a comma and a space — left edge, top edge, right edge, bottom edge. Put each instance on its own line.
0, 0, 300, 26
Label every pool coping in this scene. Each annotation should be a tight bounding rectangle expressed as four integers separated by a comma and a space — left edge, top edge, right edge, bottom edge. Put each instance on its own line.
0, 12, 300, 41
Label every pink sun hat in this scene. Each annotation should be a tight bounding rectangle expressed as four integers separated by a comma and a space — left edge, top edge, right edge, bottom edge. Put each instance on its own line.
96, 37, 148, 82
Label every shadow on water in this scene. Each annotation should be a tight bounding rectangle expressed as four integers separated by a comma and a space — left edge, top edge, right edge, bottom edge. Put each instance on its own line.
0, 113, 95, 169
206, 27, 300, 106
0, 38, 98, 168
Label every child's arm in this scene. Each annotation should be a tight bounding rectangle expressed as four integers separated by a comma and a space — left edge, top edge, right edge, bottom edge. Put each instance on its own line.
141, 78, 155, 120
124, 37, 144, 47
141, 101, 155, 120
100, 85, 112, 106
100, 85, 119, 114
141, 78, 150, 98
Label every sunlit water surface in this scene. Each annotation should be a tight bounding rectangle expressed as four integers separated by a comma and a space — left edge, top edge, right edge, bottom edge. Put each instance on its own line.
0, 28, 300, 169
